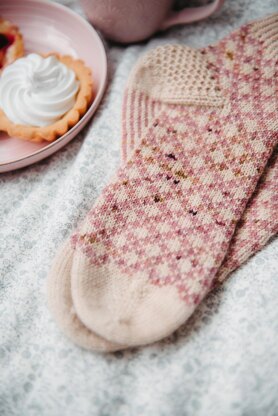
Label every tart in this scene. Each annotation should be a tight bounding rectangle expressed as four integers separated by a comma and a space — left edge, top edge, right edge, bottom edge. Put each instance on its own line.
0, 53, 93, 142
0, 17, 24, 70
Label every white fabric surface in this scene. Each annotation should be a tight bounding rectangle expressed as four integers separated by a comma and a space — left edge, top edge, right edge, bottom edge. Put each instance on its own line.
1, 1, 278, 415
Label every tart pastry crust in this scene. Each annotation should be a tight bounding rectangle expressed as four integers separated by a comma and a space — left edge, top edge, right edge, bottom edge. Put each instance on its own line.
0, 17, 24, 70
0, 53, 93, 142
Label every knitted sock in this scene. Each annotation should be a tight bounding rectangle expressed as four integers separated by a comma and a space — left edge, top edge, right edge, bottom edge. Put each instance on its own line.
122, 44, 278, 284
47, 15, 277, 351
70, 15, 278, 346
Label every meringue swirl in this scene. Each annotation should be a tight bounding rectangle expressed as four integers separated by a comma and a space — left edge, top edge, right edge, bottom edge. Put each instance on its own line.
0, 53, 79, 127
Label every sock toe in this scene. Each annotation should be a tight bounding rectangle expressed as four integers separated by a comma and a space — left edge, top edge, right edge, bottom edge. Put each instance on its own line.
47, 240, 124, 352
71, 251, 195, 346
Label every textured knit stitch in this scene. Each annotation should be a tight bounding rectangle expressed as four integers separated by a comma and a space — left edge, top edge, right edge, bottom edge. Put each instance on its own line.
69, 15, 278, 347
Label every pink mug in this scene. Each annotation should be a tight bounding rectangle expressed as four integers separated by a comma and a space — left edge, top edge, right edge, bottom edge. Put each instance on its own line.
79, 0, 225, 43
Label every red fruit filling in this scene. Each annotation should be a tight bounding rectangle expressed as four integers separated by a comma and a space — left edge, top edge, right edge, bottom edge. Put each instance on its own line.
0, 33, 15, 68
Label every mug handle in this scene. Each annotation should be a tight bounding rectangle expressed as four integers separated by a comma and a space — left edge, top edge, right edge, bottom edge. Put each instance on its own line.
160, 0, 225, 30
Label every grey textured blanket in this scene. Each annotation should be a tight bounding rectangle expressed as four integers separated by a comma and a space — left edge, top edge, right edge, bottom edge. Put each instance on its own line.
1, 1, 277, 415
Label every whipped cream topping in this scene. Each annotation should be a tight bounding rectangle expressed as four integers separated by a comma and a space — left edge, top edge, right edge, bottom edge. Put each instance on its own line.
0, 53, 79, 127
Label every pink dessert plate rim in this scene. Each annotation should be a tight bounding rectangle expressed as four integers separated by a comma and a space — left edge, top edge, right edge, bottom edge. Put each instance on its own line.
0, 0, 108, 173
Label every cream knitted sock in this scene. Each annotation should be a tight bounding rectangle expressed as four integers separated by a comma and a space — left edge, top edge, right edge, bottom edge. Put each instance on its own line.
70, 15, 278, 346
47, 15, 277, 351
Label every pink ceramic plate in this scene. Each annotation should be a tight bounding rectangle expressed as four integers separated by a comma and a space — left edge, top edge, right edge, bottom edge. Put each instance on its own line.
0, 0, 107, 173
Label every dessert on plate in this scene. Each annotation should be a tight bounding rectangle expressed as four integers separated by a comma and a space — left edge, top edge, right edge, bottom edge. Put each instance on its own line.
0, 17, 24, 70
0, 53, 93, 142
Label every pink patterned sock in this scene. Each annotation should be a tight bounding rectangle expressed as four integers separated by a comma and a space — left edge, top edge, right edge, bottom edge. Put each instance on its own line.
122, 46, 278, 284
69, 15, 278, 347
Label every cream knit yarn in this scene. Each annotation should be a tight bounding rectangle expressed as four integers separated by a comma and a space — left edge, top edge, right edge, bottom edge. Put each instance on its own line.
47, 240, 124, 351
